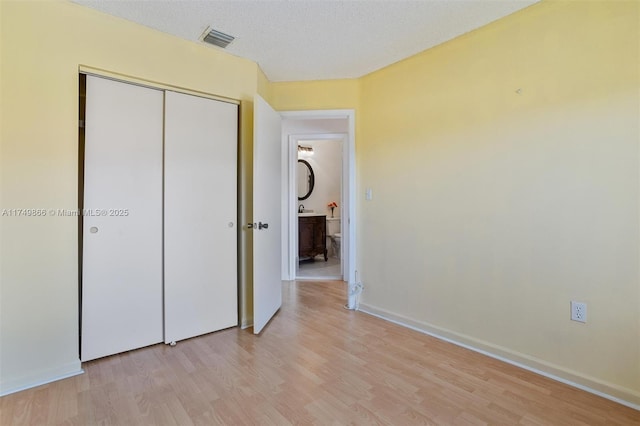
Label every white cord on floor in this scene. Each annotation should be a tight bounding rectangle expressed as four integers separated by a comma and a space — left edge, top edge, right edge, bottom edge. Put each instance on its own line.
344, 272, 363, 310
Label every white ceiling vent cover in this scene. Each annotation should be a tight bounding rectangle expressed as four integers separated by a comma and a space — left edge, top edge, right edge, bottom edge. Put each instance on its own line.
201, 27, 235, 49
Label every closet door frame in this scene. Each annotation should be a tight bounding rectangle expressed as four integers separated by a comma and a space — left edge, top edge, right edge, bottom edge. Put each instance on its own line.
79, 70, 241, 359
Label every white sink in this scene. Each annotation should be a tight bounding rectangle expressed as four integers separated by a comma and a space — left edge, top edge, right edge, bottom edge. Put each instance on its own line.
299, 212, 321, 217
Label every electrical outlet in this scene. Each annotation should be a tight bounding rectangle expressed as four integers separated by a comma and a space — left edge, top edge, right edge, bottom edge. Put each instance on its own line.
571, 301, 587, 323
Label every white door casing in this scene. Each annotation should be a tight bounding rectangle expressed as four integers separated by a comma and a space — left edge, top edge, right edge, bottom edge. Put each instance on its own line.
164, 91, 238, 343
82, 76, 164, 361
253, 95, 283, 334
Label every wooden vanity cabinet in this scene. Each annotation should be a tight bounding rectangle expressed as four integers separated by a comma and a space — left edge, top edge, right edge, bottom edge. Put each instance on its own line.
298, 215, 328, 261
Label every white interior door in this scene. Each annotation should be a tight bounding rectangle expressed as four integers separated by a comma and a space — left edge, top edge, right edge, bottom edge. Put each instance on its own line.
253, 95, 283, 334
82, 76, 163, 361
164, 91, 238, 343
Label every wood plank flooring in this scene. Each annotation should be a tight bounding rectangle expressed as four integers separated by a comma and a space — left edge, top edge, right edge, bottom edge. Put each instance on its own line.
2, 281, 639, 425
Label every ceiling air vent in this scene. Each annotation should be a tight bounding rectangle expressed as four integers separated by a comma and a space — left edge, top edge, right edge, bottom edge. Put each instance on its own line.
202, 27, 235, 49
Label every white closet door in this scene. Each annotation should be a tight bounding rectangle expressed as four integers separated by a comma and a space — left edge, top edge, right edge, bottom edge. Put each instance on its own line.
164, 91, 238, 343
82, 76, 164, 361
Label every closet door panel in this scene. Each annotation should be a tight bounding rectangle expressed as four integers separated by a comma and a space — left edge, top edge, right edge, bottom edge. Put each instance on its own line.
82, 76, 164, 361
164, 91, 238, 343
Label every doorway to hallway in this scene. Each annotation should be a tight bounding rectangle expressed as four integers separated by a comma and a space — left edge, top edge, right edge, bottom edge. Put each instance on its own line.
279, 110, 357, 308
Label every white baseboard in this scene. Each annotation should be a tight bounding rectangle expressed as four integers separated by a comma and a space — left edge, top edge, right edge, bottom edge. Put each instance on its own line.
358, 303, 640, 411
0, 360, 84, 397
240, 320, 253, 330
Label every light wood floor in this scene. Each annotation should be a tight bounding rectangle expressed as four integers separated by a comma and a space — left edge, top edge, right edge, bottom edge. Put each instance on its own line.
2, 281, 639, 425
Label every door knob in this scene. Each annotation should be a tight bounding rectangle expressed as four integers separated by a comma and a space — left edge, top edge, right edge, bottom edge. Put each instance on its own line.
247, 222, 268, 230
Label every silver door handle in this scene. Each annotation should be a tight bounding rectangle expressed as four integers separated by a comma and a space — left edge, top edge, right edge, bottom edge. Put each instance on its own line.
247, 222, 268, 230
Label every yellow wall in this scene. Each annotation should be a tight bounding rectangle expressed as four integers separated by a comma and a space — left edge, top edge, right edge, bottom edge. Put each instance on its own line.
358, 0, 639, 403
269, 79, 359, 111
0, 0, 258, 392
256, 66, 273, 104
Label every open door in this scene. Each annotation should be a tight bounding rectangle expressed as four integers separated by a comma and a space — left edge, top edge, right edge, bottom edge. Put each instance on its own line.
253, 95, 283, 334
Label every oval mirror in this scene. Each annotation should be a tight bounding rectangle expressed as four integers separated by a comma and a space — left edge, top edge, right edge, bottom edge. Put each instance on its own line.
297, 159, 315, 201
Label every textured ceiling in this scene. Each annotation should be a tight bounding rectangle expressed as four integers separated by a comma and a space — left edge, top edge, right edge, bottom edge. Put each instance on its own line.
73, 0, 539, 82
